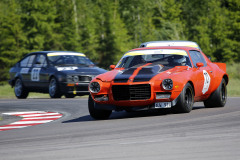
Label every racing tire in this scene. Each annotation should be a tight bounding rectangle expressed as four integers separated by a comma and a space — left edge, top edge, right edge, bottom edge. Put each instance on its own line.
49, 77, 62, 98
204, 79, 227, 108
88, 95, 112, 120
65, 94, 75, 98
14, 78, 29, 99
172, 83, 194, 113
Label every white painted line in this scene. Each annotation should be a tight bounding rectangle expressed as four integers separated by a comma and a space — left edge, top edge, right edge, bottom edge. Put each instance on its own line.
0, 111, 63, 131
0, 126, 28, 129
11, 120, 53, 124
23, 116, 62, 120
20, 113, 61, 118
3, 111, 46, 115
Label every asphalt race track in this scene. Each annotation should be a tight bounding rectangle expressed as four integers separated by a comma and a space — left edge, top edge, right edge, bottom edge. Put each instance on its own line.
0, 97, 240, 160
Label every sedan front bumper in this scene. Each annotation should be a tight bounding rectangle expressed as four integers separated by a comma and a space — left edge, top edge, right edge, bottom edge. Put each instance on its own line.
59, 82, 89, 95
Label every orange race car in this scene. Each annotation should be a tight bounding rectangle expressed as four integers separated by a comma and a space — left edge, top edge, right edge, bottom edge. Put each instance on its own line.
88, 46, 228, 119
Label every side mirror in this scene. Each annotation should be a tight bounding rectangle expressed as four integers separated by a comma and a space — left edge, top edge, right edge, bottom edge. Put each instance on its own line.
109, 65, 116, 70
196, 62, 204, 68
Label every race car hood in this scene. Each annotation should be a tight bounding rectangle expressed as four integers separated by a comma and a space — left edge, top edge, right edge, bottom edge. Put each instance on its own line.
56, 66, 107, 75
96, 64, 189, 82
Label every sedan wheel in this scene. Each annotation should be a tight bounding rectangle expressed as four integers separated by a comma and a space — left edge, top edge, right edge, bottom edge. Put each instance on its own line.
49, 78, 61, 98
14, 78, 29, 99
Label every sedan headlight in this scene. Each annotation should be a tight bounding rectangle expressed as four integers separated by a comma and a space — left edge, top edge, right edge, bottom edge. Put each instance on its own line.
162, 79, 173, 90
67, 75, 79, 82
89, 82, 100, 93
73, 76, 79, 82
67, 75, 73, 82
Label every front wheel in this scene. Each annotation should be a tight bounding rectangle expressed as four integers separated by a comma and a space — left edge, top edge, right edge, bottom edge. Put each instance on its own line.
172, 83, 194, 113
204, 79, 227, 108
49, 77, 62, 98
88, 95, 112, 120
14, 78, 29, 99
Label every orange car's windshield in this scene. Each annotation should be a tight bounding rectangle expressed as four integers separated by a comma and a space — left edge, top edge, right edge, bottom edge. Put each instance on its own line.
116, 49, 192, 69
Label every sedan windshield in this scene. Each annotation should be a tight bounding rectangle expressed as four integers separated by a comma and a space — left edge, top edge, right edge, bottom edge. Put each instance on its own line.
47, 53, 94, 66
116, 49, 192, 69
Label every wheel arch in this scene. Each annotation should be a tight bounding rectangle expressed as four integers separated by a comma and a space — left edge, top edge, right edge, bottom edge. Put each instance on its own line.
223, 74, 229, 85
49, 75, 56, 82
12, 73, 23, 86
187, 81, 195, 96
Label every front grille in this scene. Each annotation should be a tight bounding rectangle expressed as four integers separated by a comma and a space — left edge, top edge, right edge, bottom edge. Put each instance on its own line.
112, 84, 151, 101
79, 76, 92, 82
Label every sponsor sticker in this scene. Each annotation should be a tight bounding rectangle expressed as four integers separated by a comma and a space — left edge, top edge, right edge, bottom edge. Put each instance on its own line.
202, 70, 211, 94
57, 67, 78, 71
31, 68, 41, 81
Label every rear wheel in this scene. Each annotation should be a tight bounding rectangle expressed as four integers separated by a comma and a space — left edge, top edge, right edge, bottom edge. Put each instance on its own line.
14, 78, 29, 99
204, 79, 227, 108
172, 83, 194, 113
88, 95, 112, 120
49, 77, 62, 98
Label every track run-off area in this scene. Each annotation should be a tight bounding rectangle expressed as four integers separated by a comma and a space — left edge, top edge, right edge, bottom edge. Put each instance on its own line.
0, 97, 240, 160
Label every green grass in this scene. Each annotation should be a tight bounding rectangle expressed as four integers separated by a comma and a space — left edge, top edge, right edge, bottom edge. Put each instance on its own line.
227, 63, 240, 79
227, 78, 240, 97
0, 83, 50, 99
0, 83, 88, 99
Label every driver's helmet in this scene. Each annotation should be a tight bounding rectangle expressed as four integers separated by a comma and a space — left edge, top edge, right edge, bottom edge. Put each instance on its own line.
172, 55, 186, 66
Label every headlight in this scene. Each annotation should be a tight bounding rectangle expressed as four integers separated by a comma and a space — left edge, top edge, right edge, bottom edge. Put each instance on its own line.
89, 82, 100, 93
162, 79, 173, 90
67, 75, 73, 82
73, 76, 79, 82
67, 75, 79, 82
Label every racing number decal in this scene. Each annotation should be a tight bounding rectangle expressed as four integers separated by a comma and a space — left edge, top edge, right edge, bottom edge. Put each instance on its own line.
31, 68, 41, 81
202, 70, 211, 94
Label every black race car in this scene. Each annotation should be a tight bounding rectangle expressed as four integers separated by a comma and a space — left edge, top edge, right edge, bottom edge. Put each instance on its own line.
9, 51, 107, 99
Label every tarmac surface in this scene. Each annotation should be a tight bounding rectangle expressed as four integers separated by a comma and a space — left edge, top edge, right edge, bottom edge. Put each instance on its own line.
0, 97, 239, 160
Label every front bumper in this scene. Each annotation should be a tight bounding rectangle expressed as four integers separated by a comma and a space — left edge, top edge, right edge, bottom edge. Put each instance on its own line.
59, 82, 89, 95
93, 95, 180, 111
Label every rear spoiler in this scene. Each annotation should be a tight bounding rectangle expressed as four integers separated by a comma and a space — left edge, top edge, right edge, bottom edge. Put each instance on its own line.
214, 63, 226, 72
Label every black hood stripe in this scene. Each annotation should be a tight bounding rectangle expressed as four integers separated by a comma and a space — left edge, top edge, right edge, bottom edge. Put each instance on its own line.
113, 64, 172, 83
113, 68, 136, 82
133, 65, 172, 82
113, 64, 150, 83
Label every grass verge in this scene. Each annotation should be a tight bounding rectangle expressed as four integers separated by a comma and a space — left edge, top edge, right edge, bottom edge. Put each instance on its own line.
0, 83, 50, 99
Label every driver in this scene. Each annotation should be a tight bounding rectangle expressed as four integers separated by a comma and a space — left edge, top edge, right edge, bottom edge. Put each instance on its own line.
170, 55, 187, 66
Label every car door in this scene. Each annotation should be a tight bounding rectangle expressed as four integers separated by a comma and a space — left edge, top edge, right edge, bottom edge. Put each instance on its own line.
189, 50, 214, 99
19, 54, 36, 87
31, 54, 49, 88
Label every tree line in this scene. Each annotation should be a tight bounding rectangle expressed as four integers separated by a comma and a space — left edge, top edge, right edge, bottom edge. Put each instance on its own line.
0, 0, 239, 81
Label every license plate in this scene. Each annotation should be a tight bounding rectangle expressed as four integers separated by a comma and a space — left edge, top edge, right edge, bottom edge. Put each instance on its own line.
155, 102, 171, 108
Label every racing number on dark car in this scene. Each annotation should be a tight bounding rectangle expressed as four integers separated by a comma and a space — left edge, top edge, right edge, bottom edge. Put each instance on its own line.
31, 68, 41, 81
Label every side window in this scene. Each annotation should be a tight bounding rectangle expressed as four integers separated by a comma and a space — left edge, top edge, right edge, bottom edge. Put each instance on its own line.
189, 50, 207, 67
20, 56, 30, 67
27, 55, 36, 67
34, 54, 47, 67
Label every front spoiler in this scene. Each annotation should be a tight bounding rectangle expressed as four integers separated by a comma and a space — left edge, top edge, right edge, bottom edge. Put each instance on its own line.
94, 95, 179, 111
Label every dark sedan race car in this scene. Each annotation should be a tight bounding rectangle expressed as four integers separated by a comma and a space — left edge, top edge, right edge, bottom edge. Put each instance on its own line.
88, 46, 228, 119
9, 51, 107, 98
